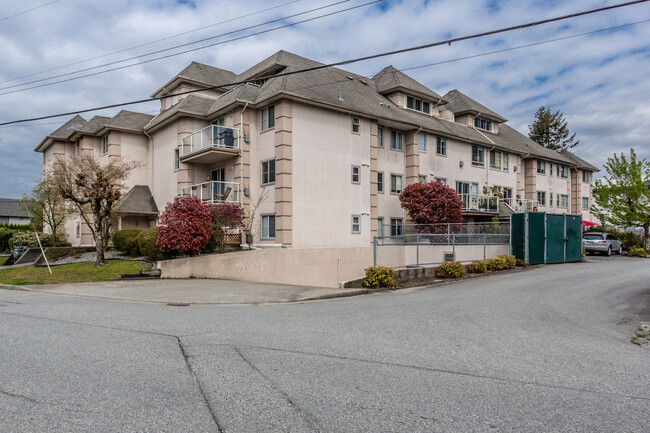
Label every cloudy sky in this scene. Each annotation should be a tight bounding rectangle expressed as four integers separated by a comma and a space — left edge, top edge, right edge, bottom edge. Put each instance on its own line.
0, 0, 649, 198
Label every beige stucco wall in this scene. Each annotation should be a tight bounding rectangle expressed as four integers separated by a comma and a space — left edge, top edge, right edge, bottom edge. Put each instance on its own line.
534, 160, 571, 213
160, 247, 374, 289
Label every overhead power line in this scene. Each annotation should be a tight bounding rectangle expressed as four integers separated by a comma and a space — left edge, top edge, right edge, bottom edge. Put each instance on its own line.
1, 0, 647, 126
0, 0, 357, 94
0, 0, 305, 85
0, 0, 61, 23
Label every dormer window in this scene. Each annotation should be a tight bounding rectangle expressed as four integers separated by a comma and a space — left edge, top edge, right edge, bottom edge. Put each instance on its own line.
474, 117, 492, 131
406, 96, 431, 114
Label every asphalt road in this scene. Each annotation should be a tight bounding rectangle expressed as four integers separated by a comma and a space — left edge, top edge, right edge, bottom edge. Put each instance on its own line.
0, 256, 648, 432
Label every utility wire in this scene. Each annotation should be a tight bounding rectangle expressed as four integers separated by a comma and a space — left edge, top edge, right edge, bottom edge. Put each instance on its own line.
0, 0, 61, 23
0, 0, 305, 85
0, 0, 355, 93
1, 0, 647, 126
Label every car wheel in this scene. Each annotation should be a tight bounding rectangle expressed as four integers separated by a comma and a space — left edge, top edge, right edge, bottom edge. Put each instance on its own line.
618, 245, 623, 255
606, 246, 612, 256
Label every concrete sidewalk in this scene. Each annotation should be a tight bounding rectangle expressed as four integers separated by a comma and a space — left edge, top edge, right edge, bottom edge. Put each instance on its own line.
0, 279, 371, 305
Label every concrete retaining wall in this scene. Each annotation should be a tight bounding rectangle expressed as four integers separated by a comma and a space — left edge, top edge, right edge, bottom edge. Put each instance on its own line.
376, 244, 510, 268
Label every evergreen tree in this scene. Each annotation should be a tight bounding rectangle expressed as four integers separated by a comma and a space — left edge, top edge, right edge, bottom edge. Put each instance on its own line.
528, 106, 579, 151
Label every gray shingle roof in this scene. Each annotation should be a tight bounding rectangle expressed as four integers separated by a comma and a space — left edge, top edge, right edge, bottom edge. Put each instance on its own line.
560, 149, 599, 171
374, 66, 445, 102
114, 185, 159, 215
494, 125, 575, 164
48, 114, 87, 140
443, 89, 507, 122
77, 115, 111, 135
152, 61, 236, 97
0, 199, 29, 218
103, 110, 154, 132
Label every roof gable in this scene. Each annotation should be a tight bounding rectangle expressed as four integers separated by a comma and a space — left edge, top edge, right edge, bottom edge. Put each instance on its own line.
443, 89, 507, 122
373, 66, 444, 102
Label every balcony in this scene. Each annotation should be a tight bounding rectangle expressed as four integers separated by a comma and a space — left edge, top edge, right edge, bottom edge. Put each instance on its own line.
458, 194, 499, 213
501, 198, 539, 212
180, 181, 240, 204
180, 125, 240, 164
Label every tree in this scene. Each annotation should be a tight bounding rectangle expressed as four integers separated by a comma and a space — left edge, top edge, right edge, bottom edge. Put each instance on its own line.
528, 106, 579, 151
209, 203, 245, 253
156, 196, 212, 256
592, 148, 650, 251
399, 181, 463, 229
21, 174, 72, 246
51, 153, 140, 265
243, 187, 269, 246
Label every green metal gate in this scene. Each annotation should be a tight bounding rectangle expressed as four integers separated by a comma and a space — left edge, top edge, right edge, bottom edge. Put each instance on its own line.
510, 211, 582, 264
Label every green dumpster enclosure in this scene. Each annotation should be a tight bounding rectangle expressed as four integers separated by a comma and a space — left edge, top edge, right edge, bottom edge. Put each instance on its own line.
510, 212, 582, 264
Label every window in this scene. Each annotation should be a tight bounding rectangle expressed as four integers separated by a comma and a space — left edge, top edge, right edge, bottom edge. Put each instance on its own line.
390, 174, 403, 194
561, 194, 569, 208
418, 132, 426, 152
436, 137, 446, 155
390, 218, 403, 236
418, 175, 427, 183
474, 117, 492, 131
352, 117, 360, 134
537, 191, 546, 206
436, 178, 447, 185
261, 159, 276, 185
377, 172, 384, 193
537, 160, 546, 174
351, 165, 360, 184
472, 145, 485, 166
406, 96, 431, 114
582, 197, 589, 210
261, 105, 275, 131
549, 163, 553, 175
556, 165, 560, 177
101, 135, 109, 155
557, 194, 560, 207
351, 215, 360, 233
560, 165, 569, 179
261, 215, 276, 239
549, 193, 553, 206
582, 171, 590, 182
377, 218, 384, 238
75, 222, 80, 239
173, 148, 179, 171
391, 131, 403, 150
377, 127, 383, 147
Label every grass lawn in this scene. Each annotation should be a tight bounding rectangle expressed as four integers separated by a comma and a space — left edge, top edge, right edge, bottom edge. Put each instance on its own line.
0, 260, 150, 286
0, 256, 6, 266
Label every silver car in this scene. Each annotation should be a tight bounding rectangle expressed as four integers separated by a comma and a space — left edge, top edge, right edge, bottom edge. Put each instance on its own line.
582, 232, 623, 256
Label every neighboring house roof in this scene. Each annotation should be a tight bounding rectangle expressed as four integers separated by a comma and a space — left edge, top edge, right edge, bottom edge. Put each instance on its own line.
0, 198, 29, 218
114, 185, 159, 215
443, 89, 507, 123
374, 65, 445, 103
560, 149, 599, 171
34, 114, 87, 151
98, 110, 154, 134
151, 61, 237, 98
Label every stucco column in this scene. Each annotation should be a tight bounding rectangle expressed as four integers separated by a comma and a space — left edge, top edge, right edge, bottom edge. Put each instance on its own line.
108, 131, 121, 162
176, 117, 195, 196
404, 131, 420, 186
570, 168, 581, 214
369, 121, 379, 239
524, 159, 536, 201
274, 101, 293, 247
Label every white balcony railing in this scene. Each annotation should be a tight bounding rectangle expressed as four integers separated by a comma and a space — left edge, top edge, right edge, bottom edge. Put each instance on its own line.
180, 125, 240, 156
500, 198, 539, 212
458, 194, 499, 212
180, 181, 240, 204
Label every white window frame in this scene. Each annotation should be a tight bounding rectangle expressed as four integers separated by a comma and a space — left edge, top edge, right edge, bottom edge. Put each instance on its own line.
173, 148, 180, 171
582, 197, 589, 210
436, 178, 447, 185
418, 132, 427, 152
351, 165, 360, 184
582, 171, 590, 183
101, 135, 109, 155
351, 215, 360, 234
390, 174, 403, 194
352, 117, 360, 134
391, 131, 403, 151
377, 217, 384, 238
390, 218, 403, 236
561, 194, 569, 208
436, 137, 446, 156
377, 127, 383, 148
474, 117, 492, 131
406, 95, 431, 114
260, 105, 275, 132
537, 160, 546, 175
261, 159, 276, 185
261, 215, 276, 239
377, 172, 384, 193
472, 145, 485, 167
418, 175, 427, 183
537, 191, 546, 206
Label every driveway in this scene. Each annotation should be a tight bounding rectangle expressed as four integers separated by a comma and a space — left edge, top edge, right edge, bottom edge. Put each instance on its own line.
0, 255, 648, 432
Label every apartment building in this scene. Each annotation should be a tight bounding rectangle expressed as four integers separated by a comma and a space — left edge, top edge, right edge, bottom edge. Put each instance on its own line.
35, 50, 598, 248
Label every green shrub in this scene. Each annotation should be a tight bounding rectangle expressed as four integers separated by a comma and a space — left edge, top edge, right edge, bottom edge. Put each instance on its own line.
502, 254, 516, 268
515, 259, 528, 267
486, 255, 516, 271
0, 228, 13, 253
137, 227, 164, 261
436, 261, 464, 278
627, 246, 647, 258
8, 232, 69, 249
112, 229, 142, 256
363, 266, 396, 288
467, 260, 487, 274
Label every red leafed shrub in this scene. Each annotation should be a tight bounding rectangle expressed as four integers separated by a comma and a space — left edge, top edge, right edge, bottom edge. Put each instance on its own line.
157, 196, 212, 256
399, 181, 463, 227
